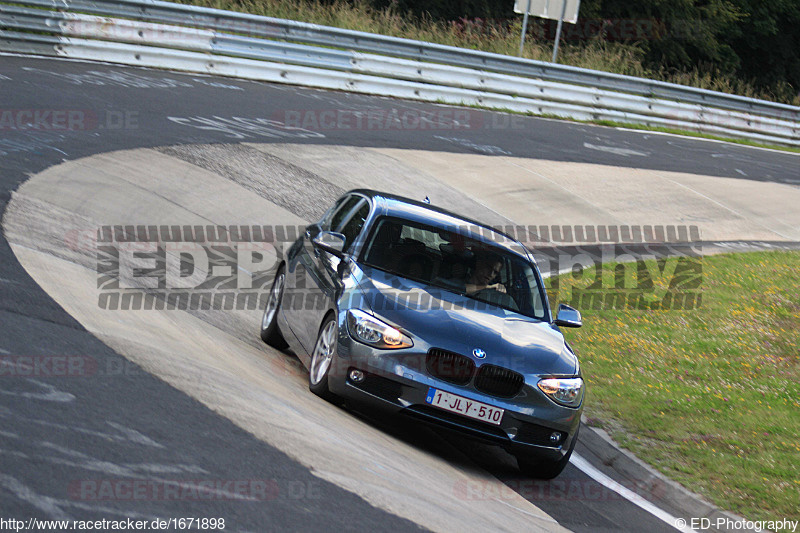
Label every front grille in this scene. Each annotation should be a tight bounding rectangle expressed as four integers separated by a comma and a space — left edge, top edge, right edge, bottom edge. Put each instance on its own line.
474, 364, 524, 398
426, 348, 474, 386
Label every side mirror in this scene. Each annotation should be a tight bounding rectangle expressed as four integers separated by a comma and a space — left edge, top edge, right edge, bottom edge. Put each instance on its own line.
312, 231, 346, 258
554, 304, 582, 328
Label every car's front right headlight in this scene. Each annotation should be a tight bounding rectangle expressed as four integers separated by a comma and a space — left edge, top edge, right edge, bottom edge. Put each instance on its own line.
346, 309, 413, 349
537, 377, 584, 408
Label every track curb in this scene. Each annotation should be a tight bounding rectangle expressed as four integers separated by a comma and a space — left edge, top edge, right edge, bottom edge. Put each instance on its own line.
579, 419, 760, 532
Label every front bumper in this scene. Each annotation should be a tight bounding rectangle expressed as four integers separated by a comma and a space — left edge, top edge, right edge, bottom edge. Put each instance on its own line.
328, 337, 582, 460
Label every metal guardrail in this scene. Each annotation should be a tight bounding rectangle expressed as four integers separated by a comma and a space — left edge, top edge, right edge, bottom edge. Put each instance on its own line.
1, 0, 799, 146
9, 0, 800, 123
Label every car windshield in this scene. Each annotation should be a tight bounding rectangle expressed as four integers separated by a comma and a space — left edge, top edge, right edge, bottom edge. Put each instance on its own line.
360, 216, 547, 320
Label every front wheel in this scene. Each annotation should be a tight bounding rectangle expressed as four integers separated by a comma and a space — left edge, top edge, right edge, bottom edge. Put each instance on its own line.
308, 315, 340, 402
516, 425, 579, 479
260, 265, 288, 349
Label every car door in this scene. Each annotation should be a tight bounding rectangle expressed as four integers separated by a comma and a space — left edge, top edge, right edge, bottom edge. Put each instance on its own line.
303, 197, 371, 349
291, 195, 370, 356
283, 195, 353, 356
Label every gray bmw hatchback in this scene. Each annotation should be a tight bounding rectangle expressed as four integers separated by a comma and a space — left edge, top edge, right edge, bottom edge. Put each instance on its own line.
260, 190, 584, 479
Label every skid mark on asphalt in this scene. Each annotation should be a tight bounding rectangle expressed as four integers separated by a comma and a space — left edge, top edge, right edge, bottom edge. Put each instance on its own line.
166, 116, 324, 140
157, 144, 342, 221
0, 378, 75, 402
433, 136, 512, 155
583, 142, 649, 157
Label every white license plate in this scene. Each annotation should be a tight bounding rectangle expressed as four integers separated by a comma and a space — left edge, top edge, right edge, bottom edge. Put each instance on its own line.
425, 388, 504, 426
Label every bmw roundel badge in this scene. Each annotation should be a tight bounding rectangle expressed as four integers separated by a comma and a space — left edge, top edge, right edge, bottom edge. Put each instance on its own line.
472, 348, 486, 359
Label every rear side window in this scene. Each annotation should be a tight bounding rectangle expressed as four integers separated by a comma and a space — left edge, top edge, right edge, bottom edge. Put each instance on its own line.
341, 202, 370, 252
326, 196, 360, 232
320, 196, 347, 229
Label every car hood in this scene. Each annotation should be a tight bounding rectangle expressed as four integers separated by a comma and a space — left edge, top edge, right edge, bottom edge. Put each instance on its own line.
350, 266, 578, 376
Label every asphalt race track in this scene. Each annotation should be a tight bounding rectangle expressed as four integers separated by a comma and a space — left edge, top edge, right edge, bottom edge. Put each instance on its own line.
1, 54, 798, 532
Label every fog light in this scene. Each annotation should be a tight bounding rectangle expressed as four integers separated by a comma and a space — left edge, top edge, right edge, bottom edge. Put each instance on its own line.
349, 369, 365, 383
550, 432, 562, 444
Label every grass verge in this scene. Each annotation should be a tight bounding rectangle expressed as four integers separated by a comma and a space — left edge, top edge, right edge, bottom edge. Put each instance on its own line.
549, 251, 800, 526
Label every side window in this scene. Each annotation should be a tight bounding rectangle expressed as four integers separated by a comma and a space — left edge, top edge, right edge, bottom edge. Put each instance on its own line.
518, 263, 545, 319
318, 196, 345, 231
341, 201, 370, 252
328, 196, 361, 232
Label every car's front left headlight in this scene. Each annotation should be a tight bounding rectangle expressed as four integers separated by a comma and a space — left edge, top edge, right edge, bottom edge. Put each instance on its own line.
537, 377, 584, 408
346, 309, 413, 349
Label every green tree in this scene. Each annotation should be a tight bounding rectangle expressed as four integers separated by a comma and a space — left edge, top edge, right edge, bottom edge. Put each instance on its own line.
366, 0, 798, 100
727, 0, 800, 97
578, 0, 742, 74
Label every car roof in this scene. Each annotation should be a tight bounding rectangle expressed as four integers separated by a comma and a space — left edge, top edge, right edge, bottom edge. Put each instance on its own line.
348, 189, 531, 260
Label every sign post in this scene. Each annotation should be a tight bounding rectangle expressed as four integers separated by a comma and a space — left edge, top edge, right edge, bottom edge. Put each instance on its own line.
518, 0, 533, 57
551, 0, 569, 63
513, 0, 581, 63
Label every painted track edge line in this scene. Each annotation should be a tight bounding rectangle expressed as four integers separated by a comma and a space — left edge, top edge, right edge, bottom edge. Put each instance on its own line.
571, 453, 697, 533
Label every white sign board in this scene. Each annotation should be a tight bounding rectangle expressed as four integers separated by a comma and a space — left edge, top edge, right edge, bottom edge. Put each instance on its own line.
513, 0, 580, 24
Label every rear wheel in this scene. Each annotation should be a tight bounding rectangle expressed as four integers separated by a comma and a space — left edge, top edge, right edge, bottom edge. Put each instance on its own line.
309, 315, 339, 402
260, 265, 288, 349
516, 424, 579, 479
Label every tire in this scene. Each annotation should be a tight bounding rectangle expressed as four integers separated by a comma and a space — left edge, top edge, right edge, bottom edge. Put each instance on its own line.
308, 315, 340, 402
516, 424, 579, 480
260, 264, 288, 349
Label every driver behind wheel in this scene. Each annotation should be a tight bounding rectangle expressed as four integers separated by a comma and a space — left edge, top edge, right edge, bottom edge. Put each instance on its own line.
465, 251, 506, 295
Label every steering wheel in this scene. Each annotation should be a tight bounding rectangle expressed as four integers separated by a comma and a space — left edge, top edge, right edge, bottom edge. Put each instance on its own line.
471, 287, 519, 311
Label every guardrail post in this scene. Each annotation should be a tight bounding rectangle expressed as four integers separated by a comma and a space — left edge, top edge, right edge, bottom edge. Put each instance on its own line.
518, 0, 532, 57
